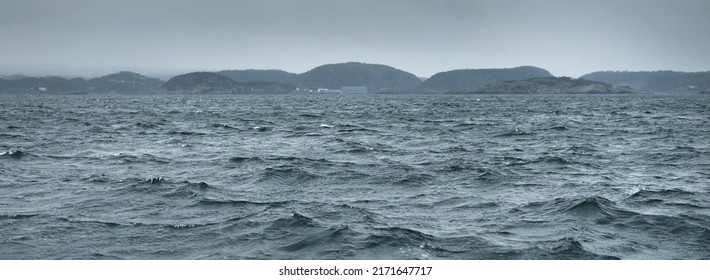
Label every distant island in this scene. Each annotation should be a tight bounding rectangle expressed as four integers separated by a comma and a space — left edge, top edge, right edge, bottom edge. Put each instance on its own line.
89, 71, 163, 94
581, 70, 710, 94
420, 66, 553, 92
216, 69, 298, 85
160, 72, 246, 94
0, 71, 161, 94
296, 62, 422, 93
159, 72, 295, 94
1, 62, 709, 94
450, 77, 636, 94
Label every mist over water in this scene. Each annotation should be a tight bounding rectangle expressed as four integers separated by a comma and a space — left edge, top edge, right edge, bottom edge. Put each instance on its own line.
1, 93, 709, 259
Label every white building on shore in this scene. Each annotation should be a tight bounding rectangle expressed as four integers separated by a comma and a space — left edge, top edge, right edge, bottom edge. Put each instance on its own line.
317, 88, 342, 93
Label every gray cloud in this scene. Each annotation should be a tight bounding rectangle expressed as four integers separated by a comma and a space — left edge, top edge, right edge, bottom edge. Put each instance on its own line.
1, 0, 709, 78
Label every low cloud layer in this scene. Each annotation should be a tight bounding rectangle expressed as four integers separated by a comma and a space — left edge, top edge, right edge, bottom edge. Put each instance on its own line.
1, 0, 708, 77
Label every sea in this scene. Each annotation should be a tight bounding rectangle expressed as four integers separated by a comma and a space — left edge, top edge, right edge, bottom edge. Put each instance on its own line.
1, 93, 709, 260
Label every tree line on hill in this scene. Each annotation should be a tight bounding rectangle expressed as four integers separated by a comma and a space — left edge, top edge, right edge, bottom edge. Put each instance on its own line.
580, 71, 710, 94
2, 62, 709, 94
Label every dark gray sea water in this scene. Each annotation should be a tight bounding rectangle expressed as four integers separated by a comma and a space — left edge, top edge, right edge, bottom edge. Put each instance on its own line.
1, 93, 709, 259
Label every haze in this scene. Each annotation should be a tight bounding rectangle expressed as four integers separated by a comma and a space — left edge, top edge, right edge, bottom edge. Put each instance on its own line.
1, 0, 708, 78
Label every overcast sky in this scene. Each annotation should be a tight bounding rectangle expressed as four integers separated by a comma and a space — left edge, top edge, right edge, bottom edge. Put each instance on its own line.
1, 0, 709, 78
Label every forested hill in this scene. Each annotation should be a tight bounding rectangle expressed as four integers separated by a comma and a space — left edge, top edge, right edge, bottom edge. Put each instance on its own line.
0, 76, 87, 94
451, 77, 636, 94
216, 69, 298, 84
88, 71, 162, 93
296, 62, 422, 93
419, 66, 553, 92
581, 71, 710, 93
6, 65, 709, 95
160, 72, 244, 94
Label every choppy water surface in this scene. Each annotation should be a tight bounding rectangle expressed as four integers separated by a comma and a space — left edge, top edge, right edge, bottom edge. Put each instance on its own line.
1, 93, 709, 259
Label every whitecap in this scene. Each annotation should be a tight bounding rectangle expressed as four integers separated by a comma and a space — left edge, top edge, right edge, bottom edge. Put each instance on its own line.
627, 186, 645, 196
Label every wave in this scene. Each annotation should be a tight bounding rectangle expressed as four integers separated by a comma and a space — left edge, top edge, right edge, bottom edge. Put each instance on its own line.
562, 145, 599, 156
229, 156, 263, 163
494, 156, 529, 166
167, 130, 207, 136
365, 226, 433, 248
565, 196, 621, 219
643, 151, 702, 164
534, 156, 575, 165
436, 160, 511, 181
136, 121, 159, 128
252, 126, 272, 132
449, 200, 500, 210
114, 153, 171, 164
332, 145, 374, 154
80, 174, 113, 184
210, 123, 237, 129
279, 226, 365, 256
106, 177, 215, 201
163, 223, 215, 229
417, 234, 514, 259
626, 188, 709, 209
228, 155, 374, 181
619, 212, 710, 245
265, 212, 321, 232
546, 125, 569, 131
524, 237, 620, 260
438, 161, 470, 171
495, 128, 535, 138
472, 167, 508, 181
513, 196, 631, 222
452, 122, 479, 129
57, 152, 172, 164
261, 156, 329, 163
628, 188, 696, 199
58, 217, 126, 227
56, 214, 258, 230
255, 166, 323, 186
57, 216, 229, 230
502, 155, 601, 169
335, 126, 381, 134
80, 174, 170, 186
508, 195, 710, 258
0, 133, 28, 139
0, 213, 39, 220
198, 198, 293, 208
357, 226, 491, 259
0, 149, 29, 159
393, 173, 436, 187
327, 138, 401, 155
298, 113, 322, 118
159, 180, 212, 199
428, 146, 469, 154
